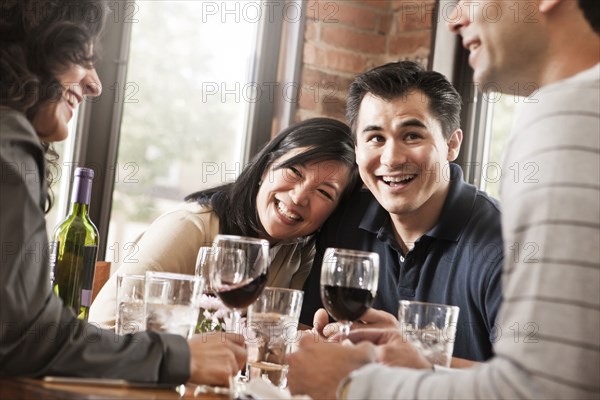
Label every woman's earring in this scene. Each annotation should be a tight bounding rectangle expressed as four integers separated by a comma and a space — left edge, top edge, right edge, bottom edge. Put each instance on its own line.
258, 180, 262, 186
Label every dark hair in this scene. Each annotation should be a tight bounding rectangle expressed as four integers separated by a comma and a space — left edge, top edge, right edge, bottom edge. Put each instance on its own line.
579, 0, 599, 34
346, 61, 462, 139
185, 118, 359, 237
0, 0, 107, 113
0, 0, 108, 211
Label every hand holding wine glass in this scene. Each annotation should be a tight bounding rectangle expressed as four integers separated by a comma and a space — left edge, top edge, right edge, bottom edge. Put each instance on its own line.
209, 235, 270, 333
320, 248, 379, 338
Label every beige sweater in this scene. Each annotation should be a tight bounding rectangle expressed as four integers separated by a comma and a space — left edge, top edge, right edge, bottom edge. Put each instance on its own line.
89, 201, 316, 329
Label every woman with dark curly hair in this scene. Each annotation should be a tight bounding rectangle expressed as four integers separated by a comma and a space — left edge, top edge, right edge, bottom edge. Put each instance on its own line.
0, 0, 104, 209
1, 0, 245, 386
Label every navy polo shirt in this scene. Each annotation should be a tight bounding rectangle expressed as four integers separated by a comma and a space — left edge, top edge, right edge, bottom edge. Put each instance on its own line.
301, 163, 503, 361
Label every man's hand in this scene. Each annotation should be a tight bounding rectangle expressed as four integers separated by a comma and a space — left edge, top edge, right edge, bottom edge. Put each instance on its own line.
188, 332, 246, 386
347, 329, 432, 369
313, 307, 400, 339
311, 309, 432, 370
355, 308, 400, 329
287, 334, 376, 399
312, 308, 332, 337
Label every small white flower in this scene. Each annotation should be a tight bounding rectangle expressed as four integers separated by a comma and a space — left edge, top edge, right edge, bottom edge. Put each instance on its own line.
199, 294, 228, 312
197, 294, 231, 332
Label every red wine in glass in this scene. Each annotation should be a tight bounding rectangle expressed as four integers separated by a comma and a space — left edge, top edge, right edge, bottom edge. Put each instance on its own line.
320, 248, 379, 337
216, 273, 268, 309
209, 235, 270, 332
321, 285, 375, 323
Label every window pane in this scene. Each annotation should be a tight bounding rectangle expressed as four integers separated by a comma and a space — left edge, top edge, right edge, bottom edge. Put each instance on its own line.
480, 93, 520, 199
106, 1, 257, 267
46, 111, 79, 238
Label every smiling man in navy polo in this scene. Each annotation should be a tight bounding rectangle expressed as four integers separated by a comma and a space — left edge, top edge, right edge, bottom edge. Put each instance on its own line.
300, 61, 503, 363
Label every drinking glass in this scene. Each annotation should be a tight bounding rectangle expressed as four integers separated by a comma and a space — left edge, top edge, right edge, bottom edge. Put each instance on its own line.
195, 246, 230, 333
209, 235, 270, 333
320, 248, 379, 337
195, 246, 214, 294
398, 300, 460, 368
115, 273, 145, 335
144, 271, 203, 339
245, 287, 304, 388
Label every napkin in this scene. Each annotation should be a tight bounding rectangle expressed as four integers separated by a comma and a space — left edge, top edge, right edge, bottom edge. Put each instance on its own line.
242, 379, 312, 400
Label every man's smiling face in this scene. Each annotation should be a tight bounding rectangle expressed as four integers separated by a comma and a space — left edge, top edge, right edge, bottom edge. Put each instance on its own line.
355, 91, 461, 219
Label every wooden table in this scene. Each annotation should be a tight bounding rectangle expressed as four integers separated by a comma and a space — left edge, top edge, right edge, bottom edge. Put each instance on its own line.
1, 329, 314, 398
0, 378, 228, 400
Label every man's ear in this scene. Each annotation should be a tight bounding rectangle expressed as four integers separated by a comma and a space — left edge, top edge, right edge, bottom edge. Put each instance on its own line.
447, 129, 463, 162
539, 0, 561, 13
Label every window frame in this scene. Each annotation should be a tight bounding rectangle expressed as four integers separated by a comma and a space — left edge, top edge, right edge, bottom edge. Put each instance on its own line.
430, 0, 491, 188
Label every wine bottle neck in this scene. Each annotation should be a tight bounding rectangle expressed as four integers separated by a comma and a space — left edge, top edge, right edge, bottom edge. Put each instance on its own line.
69, 202, 90, 216
71, 175, 93, 206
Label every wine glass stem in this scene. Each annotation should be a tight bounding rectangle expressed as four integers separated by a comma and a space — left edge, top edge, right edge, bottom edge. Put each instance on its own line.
229, 309, 246, 381
231, 309, 242, 333
340, 321, 351, 338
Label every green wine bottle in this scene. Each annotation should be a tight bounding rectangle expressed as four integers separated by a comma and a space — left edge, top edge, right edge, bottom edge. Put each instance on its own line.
50, 167, 99, 321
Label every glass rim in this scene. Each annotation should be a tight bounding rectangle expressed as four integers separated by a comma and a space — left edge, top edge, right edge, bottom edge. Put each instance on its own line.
214, 234, 269, 247
324, 247, 380, 260
145, 271, 202, 281
116, 273, 145, 280
261, 286, 304, 295
399, 300, 460, 312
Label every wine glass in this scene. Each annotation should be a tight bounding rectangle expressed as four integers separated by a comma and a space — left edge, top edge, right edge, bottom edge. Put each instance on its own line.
209, 235, 270, 332
320, 248, 379, 337
195, 246, 214, 294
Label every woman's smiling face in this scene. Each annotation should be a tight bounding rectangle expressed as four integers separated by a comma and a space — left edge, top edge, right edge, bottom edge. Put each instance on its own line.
255, 148, 351, 243
32, 63, 102, 142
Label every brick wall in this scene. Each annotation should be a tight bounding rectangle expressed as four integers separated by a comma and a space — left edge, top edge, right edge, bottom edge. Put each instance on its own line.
296, 0, 435, 123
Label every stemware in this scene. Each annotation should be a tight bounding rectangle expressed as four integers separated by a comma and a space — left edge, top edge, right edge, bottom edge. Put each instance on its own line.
209, 234, 269, 332
320, 247, 379, 337
195, 246, 214, 294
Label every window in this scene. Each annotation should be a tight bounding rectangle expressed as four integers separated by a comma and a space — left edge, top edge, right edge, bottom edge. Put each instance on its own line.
54, 0, 306, 263
105, 1, 258, 268
479, 93, 520, 199
45, 110, 80, 238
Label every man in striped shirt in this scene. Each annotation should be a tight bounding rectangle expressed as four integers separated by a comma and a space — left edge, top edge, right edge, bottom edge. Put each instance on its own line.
287, 0, 599, 398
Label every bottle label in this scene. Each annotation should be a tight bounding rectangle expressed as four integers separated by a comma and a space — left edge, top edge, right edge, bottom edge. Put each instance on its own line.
80, 245, 98, 307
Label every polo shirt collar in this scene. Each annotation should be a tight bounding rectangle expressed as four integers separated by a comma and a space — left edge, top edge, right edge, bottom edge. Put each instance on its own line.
358, 163, 477, 243
428, 163, 477, 241
358, 191, 388, 234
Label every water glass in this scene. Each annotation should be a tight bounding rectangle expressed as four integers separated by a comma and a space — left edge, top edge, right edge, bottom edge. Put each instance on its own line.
144, 271, 203, 339
115, 273, 145, 335
398, 300, 460, 368
245, 287, 304, 388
